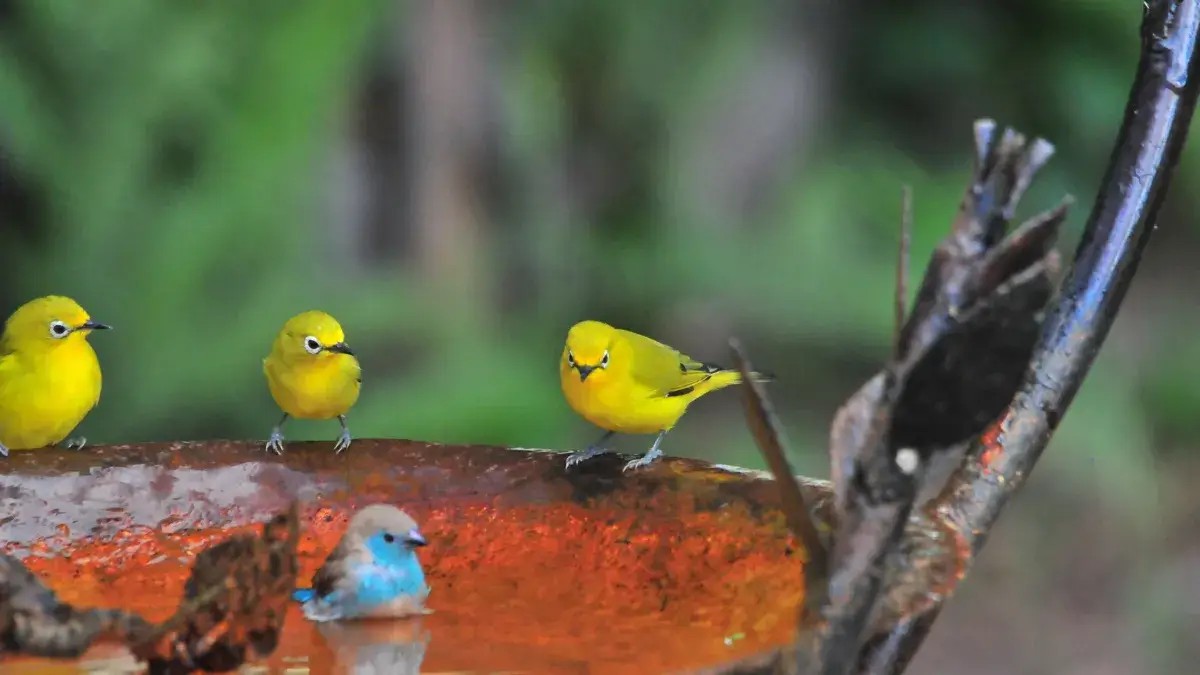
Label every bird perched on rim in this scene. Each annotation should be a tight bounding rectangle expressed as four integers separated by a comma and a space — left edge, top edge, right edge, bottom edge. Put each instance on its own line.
292, 505, 430, 622
559, 319, 773, 472
263, 310, 361, 455
0, 296, 111, 458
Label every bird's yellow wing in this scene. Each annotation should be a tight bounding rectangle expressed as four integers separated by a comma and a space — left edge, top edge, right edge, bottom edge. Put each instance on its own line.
618, 329, 725, 399
0, 336, 17, 382
0, 347, 19, 419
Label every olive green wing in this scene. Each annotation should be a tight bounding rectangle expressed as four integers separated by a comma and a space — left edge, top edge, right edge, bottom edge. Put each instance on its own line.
619, 329, 724, 399
0, 350, 17, 421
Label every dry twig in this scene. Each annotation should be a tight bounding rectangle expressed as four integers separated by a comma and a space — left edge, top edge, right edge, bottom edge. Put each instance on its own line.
0, 502, 301, 674
713, 1, 1200, 674
862, 1, 1200, 672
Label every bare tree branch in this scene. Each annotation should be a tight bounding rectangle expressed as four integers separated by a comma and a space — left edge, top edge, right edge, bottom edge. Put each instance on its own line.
804, 120, 1070, 675
707, 120, 1071, 675
728, 342, 829, 572
730, 338, 830, 622
894, 187, 911, 361
862, 1, 1200, 671
0, 503, 301, 674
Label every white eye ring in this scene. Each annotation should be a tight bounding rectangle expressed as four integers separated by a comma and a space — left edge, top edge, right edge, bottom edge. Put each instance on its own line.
49, 321, 70, 339
566, 350, 576, 367
600, 350, 610, 368
303, 336, 322, 355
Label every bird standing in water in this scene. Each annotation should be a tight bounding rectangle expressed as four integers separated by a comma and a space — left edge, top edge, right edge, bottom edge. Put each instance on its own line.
292, 505, 430, 622
262, 310, 361, 454
0, 296, 111, 457
559, 320, 773, 472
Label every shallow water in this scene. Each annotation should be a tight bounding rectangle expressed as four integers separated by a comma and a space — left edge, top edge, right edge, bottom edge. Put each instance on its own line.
0, 443, 810, 673
4, 490, 803, 673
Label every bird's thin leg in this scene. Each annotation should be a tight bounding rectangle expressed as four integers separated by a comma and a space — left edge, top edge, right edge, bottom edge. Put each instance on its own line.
565, 430, 616, 469
623, 430, 669, 472
333, 414, 352, 454
0, 442, 7, 458
62, 436, 87, 451
265, 413, 289, 455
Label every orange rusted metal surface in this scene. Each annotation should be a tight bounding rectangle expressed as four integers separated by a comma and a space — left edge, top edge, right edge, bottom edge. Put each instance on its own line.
0, 441, 812, 674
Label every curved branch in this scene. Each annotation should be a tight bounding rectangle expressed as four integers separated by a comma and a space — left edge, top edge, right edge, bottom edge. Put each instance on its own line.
862, 1, 1200, 672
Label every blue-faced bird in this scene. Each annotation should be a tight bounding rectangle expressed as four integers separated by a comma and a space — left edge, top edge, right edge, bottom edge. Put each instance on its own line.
292, 505, 430, 622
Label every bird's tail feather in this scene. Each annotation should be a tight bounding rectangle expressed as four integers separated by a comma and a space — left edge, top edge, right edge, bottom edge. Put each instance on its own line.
705, 367, 773, 392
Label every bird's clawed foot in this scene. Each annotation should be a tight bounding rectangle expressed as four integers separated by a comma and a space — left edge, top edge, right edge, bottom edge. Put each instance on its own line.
622, 447, 664, 472
565, 430, 616, 469
622, 431, 668, 472
63, 436, 87, 451
565, 446, 610, 469
333, 428, 352, 454
265, 428, 286, 455
333, 415, 352, 454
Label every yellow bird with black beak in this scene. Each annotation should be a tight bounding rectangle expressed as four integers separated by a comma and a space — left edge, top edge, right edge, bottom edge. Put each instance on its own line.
559, 319, 772, 472
263, 310, 361, 455
0, 295, 111, 456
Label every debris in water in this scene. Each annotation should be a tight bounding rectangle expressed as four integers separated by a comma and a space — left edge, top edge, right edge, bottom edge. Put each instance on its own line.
0, 502, 301, 674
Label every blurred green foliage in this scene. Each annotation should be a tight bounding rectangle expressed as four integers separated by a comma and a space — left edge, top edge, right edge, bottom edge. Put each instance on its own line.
1, 1, 1197, 670
0, 0, 1188, 497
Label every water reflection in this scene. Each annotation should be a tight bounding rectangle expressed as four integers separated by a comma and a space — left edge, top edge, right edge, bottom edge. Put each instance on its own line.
316, 617, 430, 675
0, 462, 328, 546
3, 443, 806, 672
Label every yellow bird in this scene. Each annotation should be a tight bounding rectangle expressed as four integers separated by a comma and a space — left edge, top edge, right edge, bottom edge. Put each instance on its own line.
0, 296, 111, 457
559, 319, 773, 471
263, 310, 361, 455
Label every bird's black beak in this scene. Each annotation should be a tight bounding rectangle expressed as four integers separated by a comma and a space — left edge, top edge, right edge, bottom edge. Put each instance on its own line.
327, 342, 354, 356
80, 320, 111, 331
405, 528, 427, 547
577, 365, 596, 382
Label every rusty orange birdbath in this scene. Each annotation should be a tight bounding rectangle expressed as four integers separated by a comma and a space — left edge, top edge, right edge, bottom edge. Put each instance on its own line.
0, 440, 817, 674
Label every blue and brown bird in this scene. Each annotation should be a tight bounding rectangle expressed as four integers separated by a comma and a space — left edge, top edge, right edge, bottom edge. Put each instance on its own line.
293, 505, 431, 622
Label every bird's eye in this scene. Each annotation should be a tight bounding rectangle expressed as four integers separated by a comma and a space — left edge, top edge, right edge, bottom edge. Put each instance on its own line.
303, 336, 322, 354
49, 321, 70, 339
566, 350, 576, 367
383, 533, 395, 544
600, 350, 610, 368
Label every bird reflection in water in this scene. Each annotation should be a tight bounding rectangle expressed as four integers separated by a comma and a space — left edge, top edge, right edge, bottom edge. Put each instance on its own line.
316, 617, 430, 675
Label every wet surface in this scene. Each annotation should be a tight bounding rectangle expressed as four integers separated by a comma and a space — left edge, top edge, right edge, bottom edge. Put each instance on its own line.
0, 440, 818, 673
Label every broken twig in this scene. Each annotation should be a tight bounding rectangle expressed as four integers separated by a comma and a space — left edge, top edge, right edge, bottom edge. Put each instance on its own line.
894, 187, 912, 361
0, 502, 301, 674
0, 553, 151, 659
132, 501, 301, 674
809, 119, 1070, 675
730, 338, 829, 618
863, 1, 1200, 672
708, 115, 1068, 675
